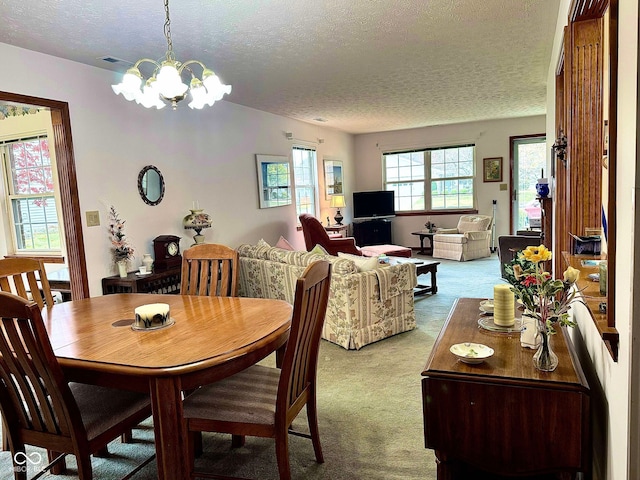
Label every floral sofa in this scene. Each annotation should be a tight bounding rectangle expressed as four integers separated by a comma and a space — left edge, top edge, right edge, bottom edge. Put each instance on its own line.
237, 242, 417, 350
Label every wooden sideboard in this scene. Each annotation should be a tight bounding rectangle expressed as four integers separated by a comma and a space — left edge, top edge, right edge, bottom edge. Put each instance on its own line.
102, 266, 181, 295
421, 298, 590, 479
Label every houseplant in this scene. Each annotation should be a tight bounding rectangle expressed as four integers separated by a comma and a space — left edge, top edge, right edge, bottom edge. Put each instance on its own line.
505, 245, 581, 371
108, 206, 134, 277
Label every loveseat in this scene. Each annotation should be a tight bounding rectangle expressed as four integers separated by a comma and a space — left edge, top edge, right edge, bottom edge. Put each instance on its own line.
237, 241, 417, 350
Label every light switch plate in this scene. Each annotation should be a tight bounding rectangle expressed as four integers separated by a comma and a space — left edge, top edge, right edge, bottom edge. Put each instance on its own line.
86, 210, 100, 227
500, 183, 508, 191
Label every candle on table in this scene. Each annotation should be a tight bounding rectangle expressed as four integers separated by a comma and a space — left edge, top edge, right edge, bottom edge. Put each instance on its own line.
493, 284, 515, 327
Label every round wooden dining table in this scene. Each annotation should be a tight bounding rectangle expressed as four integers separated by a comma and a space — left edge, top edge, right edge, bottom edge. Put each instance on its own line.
43, 293, 293, 480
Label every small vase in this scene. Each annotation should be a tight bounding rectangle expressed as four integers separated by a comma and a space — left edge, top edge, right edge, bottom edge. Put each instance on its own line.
117, 260, 128, 278
520, 311, 540, 349
142, 253, 154, 272
532, 325, 558, 372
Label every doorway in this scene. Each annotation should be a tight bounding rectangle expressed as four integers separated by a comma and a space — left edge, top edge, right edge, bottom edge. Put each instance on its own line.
0, 91, 89, 299
510, 135, 546, 233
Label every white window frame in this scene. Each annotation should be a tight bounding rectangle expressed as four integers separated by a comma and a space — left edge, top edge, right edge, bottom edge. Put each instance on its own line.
383, 144, 475, 212
292, 146, 318, 219
0, 133, 63, 255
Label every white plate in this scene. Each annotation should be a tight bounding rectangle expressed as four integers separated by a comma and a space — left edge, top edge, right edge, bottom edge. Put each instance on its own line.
479, 305, 494, 314
478, 316, 524, 333
136, 272, 152, 276
131, 317, 176, 331
450, 342, 494, 364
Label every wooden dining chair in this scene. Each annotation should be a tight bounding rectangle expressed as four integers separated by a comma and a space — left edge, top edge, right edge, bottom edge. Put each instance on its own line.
0, 257, 55, 309
0, 291, 154, 480
182, 259, 332, 480
181, 244, 239, 296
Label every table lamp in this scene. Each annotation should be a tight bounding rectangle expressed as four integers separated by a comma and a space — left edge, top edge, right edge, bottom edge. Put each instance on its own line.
330, 195, 345, 225
183, 206, 212, 245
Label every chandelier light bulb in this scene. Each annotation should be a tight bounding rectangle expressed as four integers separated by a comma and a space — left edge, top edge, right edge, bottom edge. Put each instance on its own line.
112, 67, 143, 101
137, 78, 166, 109
110, 0, 231, 110
188, 78, 209, 110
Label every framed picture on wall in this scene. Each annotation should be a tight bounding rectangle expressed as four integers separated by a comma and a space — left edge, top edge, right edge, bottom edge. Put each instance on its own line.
255, 154, 292, 208
323, 159, 343, 199
483, 157, 503, 182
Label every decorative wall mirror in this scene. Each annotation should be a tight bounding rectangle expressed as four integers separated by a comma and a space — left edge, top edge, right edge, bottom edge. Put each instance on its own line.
323, 159, 343, 199
256, 154, 292, 208
138, 165, 165, 206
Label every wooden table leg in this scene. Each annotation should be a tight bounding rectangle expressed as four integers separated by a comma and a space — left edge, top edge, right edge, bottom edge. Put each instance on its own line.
429, 267, 438, 293
150, 376, 190, 480
418, 236, 426, 254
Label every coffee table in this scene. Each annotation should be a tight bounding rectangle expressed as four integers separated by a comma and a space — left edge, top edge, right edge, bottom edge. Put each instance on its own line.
389, 257, 439, 295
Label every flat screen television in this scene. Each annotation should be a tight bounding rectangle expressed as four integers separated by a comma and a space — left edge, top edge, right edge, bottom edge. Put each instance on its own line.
352, 190, 396, 220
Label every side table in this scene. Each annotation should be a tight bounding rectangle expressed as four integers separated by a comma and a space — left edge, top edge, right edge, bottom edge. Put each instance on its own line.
102, 266, 181, 295
325, 224, 349, 238
411, 231, 435, 255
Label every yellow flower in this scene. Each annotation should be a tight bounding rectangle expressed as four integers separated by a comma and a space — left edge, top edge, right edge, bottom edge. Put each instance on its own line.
522, 245, 552, 263
563, 266, 580, 284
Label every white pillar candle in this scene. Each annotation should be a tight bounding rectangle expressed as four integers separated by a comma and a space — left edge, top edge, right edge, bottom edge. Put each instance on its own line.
493, 284, 515, 327
134, 303, 170, 329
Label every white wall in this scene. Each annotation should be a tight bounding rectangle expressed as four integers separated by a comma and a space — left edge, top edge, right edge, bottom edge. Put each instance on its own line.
546, 1, 638, 478
0, 43, 355, 296
353, 116, 546, 247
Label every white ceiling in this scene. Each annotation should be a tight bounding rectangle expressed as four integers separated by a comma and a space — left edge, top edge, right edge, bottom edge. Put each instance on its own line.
0, 0, 560, 134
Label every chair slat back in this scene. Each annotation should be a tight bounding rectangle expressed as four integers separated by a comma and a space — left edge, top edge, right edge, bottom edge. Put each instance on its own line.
0, 292, 77, 439
0, 258, 55, 309
277, 260, 331, 414
181, 244, 239, 297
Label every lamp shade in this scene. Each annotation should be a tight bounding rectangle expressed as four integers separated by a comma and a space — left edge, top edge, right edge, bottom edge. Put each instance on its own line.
330, 195, 346, 208
183, 209, 212, 230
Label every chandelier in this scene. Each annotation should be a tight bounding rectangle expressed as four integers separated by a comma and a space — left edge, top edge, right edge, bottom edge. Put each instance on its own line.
111, 0, 231, 110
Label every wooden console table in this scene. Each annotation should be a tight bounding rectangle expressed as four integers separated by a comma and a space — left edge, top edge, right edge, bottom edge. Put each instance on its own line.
421, 298, 590, 479
102, 266, 181, 295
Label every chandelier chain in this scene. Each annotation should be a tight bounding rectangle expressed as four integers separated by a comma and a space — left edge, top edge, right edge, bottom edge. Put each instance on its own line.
163, 0, 174, 57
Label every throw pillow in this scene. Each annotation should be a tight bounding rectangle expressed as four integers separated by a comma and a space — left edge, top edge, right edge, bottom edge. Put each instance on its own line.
338, 252, 379, 272
310, 244, 329, 256
275, 235, 295, 251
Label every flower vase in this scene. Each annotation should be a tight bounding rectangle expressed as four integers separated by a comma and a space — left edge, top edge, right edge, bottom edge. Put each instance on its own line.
532, 325, 558, 372
142, 253, 154, 272
117, 260, 128, 278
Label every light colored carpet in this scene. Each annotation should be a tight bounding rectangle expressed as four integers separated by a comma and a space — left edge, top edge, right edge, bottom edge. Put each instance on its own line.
0, 254, 502, 480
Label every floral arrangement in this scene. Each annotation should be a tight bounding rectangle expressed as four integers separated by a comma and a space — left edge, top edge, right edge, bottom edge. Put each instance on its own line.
505, 244, 581, 334
108, 206, 134, 263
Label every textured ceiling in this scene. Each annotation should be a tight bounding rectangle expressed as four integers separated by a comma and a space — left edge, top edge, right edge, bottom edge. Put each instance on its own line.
0, 0, 560, 134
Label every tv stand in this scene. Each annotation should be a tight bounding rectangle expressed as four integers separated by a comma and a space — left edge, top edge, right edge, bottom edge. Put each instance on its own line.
353, 219, 392, 246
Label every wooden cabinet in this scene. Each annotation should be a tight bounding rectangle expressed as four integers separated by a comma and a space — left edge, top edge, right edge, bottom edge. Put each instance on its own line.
102, 266, 181, 295
352, 219, 392, 246
421, 298, 590, 479
539, 196, 553, 247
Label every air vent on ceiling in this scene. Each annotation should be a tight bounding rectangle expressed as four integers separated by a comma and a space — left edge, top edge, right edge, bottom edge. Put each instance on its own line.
98, 56, 133, 66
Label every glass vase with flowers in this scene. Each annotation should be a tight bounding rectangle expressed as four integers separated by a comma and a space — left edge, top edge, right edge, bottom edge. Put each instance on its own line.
505, 245, 582, 372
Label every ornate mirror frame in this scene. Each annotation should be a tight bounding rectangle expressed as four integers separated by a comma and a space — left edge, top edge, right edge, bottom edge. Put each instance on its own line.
138, 165, 165, 206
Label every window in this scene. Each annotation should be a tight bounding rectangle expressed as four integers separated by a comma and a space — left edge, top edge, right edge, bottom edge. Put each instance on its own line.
384, 144, 475, 212
0, 135, 61, 252
292, 146, 317, 218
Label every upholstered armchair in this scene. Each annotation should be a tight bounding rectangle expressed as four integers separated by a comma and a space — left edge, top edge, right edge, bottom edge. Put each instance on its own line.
432, 214, 493, 261
299, 213, 362, 256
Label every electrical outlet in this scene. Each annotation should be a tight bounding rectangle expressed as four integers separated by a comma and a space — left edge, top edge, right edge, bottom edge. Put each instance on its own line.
86, 210, 100, 227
